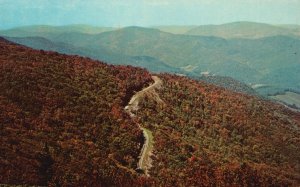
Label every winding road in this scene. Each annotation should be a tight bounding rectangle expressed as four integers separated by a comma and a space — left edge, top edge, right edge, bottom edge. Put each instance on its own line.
124, 76, 163, 176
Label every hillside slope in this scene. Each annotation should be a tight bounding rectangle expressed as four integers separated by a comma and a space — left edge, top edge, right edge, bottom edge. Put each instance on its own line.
4, 36, 181, 74
195, 75, 259, 96
136, 74, 300, 186
0, 38, 299, 186
95, 27, 300, 94
2, 25, 300, 95
0, 37, 153, 186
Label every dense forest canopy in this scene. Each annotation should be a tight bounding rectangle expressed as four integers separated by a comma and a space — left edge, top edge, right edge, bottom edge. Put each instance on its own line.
0, 38, 299, 186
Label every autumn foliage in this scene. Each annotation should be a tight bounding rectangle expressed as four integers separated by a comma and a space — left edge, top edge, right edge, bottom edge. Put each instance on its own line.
0, 38, 299, 186
136, 74, 300, 186
0, 38, 153, 186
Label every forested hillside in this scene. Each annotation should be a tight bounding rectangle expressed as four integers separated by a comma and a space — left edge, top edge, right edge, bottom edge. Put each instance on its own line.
2, 24, 300, 95
136, 74, 300, 186
195, 75, 258, 96
4, 36, 181, 74
0, 38, 299, 186
0, 37, 153, 186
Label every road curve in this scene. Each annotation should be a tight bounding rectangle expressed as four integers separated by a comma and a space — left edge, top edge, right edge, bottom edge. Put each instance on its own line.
124, 76, 162, 176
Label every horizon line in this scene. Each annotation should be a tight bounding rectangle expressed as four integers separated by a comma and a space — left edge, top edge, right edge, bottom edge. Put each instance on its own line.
1, 21, 300, 30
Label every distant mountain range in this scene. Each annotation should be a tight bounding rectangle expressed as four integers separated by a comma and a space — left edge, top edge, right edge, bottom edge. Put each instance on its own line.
185, 21, 300, 39
4, 35, 181, 74
153, 25, 197, 34
0, 24, 115, 36
1, 22, 299, 96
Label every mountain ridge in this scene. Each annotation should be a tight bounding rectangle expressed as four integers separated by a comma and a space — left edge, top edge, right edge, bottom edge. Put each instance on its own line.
185, 21, 300, 39
1, 22, 300, 96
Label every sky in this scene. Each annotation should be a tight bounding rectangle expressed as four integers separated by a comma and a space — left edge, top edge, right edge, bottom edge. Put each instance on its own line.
0, 0, 300, 29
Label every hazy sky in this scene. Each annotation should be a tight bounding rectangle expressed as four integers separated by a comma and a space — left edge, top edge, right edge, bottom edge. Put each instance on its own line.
0, 0, 300, 29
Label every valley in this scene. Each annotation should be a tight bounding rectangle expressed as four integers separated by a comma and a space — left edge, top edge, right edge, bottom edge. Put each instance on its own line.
270, 91, 300, 110
1, 22, 299, 99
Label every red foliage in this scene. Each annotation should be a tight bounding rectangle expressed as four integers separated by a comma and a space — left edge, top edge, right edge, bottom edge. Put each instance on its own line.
0, 38, 299, 186
135, 73, 300, 186
0, 38, 152, 186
